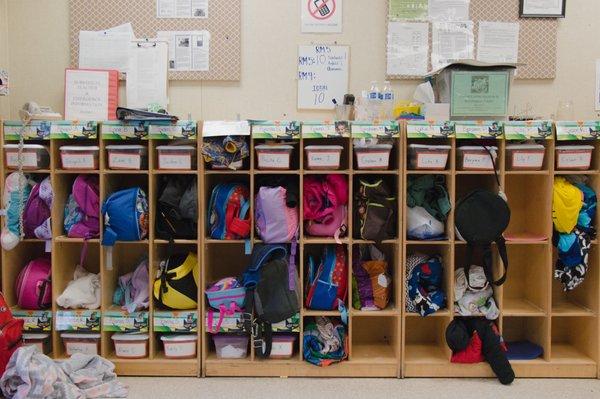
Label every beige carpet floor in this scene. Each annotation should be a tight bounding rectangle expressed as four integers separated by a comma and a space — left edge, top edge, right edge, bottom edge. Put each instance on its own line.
122, 377, 600, 399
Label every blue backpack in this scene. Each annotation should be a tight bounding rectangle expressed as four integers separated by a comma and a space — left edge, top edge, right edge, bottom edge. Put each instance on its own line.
208, 183, 251, 240
305, 245, 348, 320
102, 188, 149, 245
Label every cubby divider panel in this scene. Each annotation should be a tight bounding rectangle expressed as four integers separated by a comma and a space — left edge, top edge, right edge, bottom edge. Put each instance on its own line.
503, 245, 549, 316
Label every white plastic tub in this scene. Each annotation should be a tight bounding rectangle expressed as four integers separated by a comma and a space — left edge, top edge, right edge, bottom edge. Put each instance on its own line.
555, 145, 594, 170
213, 334, 249, 359
60, 146, 100, 170
61, 333, 101, 356
270, 334, 297, 359
157, 145, 197, 170
111, 333, 149, 359
506, 144, 545, 170
305, 145, 344, 170
457, 146, 498, 171
160, 334, 197, 359
255, 145, 294, 170
354, 144, 393, 170
106, 145, 148, 170
4, 144, 50, 170
22, 333, 51, 354
408, 144, 451, 170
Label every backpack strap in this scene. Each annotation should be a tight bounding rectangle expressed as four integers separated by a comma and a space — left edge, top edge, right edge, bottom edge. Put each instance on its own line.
491, 237, 508, 286
228, 199, 250, 238
465, 240, 508, 288
36, 277, 51, 309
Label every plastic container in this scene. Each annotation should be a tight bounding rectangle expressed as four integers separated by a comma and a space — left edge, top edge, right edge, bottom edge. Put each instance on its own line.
4, 144, 50, 170
22, 333, 51, 354
106, 145, 148, 170
213, 334, 249, 359
59, 146, 100, 170
61, 333, 101, 356
157, 145, 197, 170
305, 145, 344, 170
111, 333, 149, 359
255, 145, 294, 170
354, 144, 393, 170
457, 146, 498, 171
506, 144, 545, 170
270, 334, 297, 359
160, 334, 197, 359
555, 145, 594, 170
408, 144, 451, 170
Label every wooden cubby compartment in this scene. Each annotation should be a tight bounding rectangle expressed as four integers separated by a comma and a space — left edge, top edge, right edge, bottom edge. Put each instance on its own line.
551, 316, 598, 373
352, 316, 398, 364
504, 174, 552, 241
503, 244, 549, 316
353, 242, 399, 313
502, 316, 548, 361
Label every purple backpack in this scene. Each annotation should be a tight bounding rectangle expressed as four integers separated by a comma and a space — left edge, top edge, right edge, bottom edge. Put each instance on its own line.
15, 257, 52, 310
64, 175, 100, 239
255, 186, 298, 243
23, 177, 52, 240
113, 258, 149, 313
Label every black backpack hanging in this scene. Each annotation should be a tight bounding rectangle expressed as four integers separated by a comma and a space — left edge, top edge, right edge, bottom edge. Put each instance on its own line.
354, 178, 397, 242
455, 147, 510, 286
156, 175, 198, 241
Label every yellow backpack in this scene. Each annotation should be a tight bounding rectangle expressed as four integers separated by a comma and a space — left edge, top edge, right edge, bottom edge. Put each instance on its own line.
153, 252, 199, 310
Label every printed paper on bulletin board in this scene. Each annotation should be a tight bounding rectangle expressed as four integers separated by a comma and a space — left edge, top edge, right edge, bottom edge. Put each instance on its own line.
69, 0, 241, 81
386, 0, 558, 80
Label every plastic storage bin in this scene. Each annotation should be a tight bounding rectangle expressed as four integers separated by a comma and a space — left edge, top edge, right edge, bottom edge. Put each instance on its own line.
408, 144, 451, 170
22, 333, 51, 354
506, 144, 545, 170
106, 145, 148, 170
4, 144, 50, 170
305, 145, 344, 170
61, 333, 101, 356
255, 145, 294, 170
157, 145, 197, 170
457, 146, 498, 171
354, 144, 393, 170
160, 335, 197, 359
213, 334, 249, 359
270, 334, 297, 359
555, 145, 594, 170
111, 333, 149, 359
59, 146, 100, 170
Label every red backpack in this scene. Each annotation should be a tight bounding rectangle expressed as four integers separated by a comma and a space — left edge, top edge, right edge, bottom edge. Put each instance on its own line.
0, 292, 23, 374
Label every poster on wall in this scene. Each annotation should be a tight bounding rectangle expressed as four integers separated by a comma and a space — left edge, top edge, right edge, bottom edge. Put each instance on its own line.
388, 0, 428, 20
64, 69, 119, 121
301, 0, 343, 33
157, 0, 208, 18
297, 45, 349, 110
0, 69, 8, 96
387, 22, 429, 76
157, 30, 210, 71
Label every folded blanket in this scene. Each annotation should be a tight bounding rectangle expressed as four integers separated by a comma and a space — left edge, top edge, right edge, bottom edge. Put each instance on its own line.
1, 346, 127, 399
303, 317, 347, 367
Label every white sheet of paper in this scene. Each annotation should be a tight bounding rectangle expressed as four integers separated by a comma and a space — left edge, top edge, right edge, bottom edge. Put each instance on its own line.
157, 31, 210, 71
126, 41, 169, 109
64, 70, 109, 121
157, 0, 208, 18
387, 22, 429, 76
297, 45, 349, 110
522, 0, 563, 15
596, 60, 600, 111
429, 0, 470, 21
79, 26, 134, 72
431, 21, 474, 71
477, 22, 520, 63
301, 0, 343, 33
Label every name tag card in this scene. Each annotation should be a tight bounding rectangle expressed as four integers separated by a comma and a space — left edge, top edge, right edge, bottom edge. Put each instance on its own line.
556, 121, 600, 141
351, 121, 400, 138
103, 310, 149, 333
251, 120, 301, 139
154, 311, 198, 333
455, 121, 504, 139
149, 121, 197, 139
102, 122, 148, 140
56, 310, 101, 332
302, 121, 349, 138
407, 121, 455, 138
504, 120, 553, 140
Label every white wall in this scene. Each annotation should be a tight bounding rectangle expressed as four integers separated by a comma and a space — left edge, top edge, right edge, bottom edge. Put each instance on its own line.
2, 0, 600, 121
0, 0, 9, 117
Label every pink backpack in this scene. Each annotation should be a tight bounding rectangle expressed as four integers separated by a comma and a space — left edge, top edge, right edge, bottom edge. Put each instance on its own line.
304, 174, 348, 239
23, 177, 52, 240
64, 175, 100, 239
15, 257, 52, 310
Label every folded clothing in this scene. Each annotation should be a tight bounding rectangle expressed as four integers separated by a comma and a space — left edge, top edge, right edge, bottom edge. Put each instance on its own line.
454, 266, 499, 320
303, 316, 347, 367
407, 255, 446, 316
56, 265, 101, 310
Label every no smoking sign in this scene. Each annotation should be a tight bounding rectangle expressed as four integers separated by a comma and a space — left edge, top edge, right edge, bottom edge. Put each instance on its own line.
301, 0, 342, 33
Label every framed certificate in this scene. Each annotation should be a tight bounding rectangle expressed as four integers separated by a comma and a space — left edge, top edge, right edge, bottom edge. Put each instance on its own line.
520, 0, 566, 18
450, 71, 510, 118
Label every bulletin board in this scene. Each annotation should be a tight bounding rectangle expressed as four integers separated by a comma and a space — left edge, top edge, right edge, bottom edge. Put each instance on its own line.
69, 0, 241, 81
386, 0, 558, 80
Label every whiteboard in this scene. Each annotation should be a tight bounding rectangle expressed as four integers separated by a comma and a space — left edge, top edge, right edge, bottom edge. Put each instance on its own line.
297, 45, 349, 110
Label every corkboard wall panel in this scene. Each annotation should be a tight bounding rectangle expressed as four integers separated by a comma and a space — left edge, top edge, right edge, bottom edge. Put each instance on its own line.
69, 0, 241, 81
387, 0, 558, 80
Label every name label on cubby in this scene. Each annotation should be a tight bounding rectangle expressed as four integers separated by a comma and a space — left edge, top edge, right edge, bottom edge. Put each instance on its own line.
302, 121, 349, 138
55, 310, 101, 332
455, 121, 504, 139
557, 150, 593, 169
61, 153, 95, 169
148, 121, 197, 139
504, 120, 553, 140
202, 121, 251, 137
555, 121, 600, 140
5, 151, 38, 168
351, 121, 400, 138
512, 151, 545, 168
154, 311, 198, 332
407, 121, 455, 138
3, 121, 98, 140
251, 121, 301, 139
103, 311, 149, 333
205, 312, 299, 333
13, 310, 52, 332
462, 153, 494, 170
102, 122, 148, 140
108, 152, 142, 169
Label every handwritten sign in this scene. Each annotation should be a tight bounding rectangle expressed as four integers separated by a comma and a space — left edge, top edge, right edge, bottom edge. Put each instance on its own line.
298, 45, 349, 110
